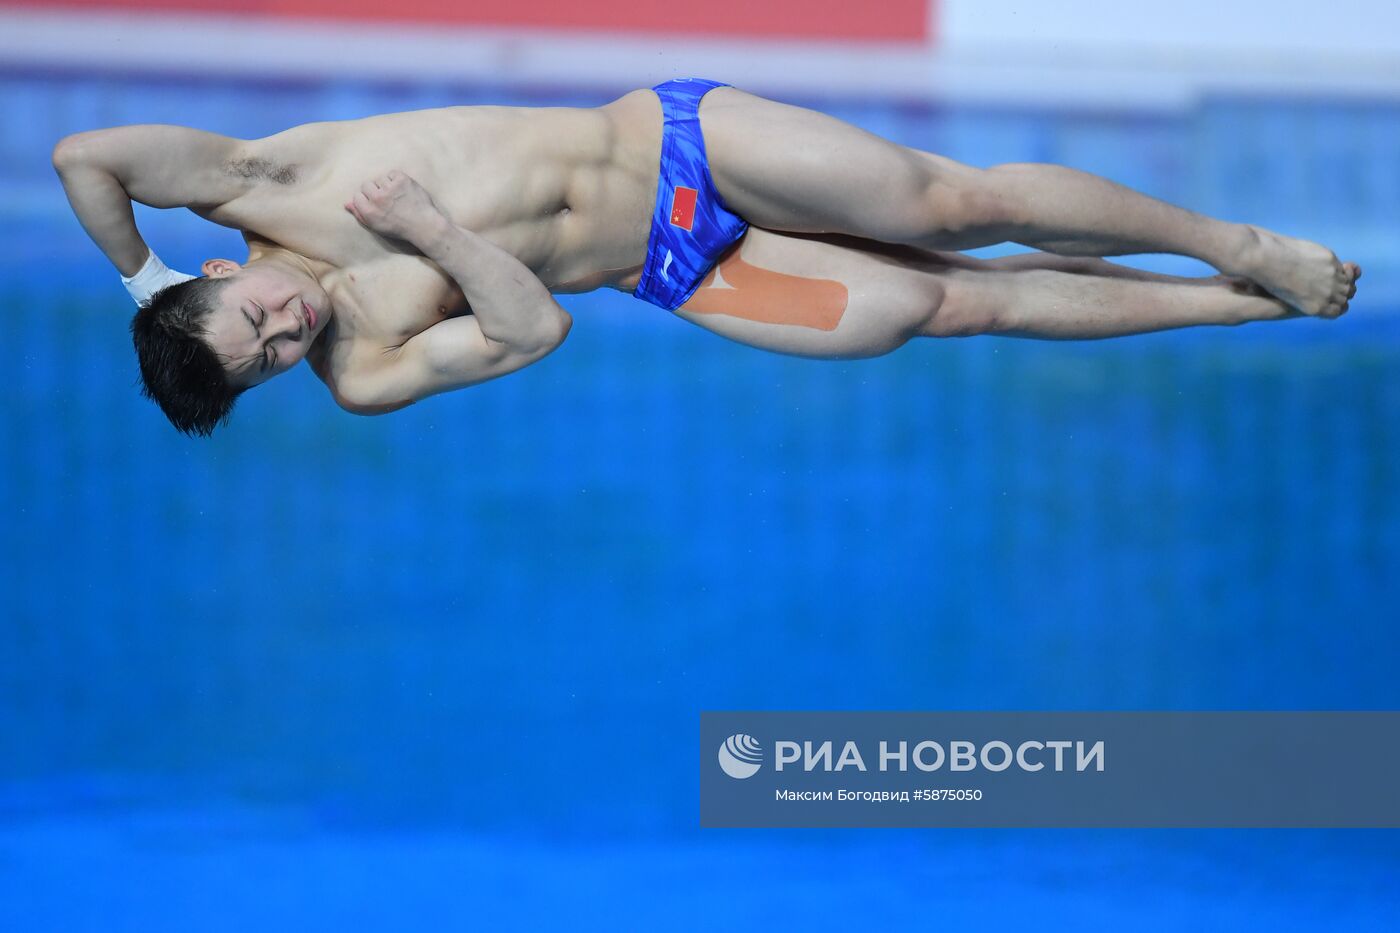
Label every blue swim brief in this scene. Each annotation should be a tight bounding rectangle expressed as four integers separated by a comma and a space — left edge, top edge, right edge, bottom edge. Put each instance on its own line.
633, 77, 750, 311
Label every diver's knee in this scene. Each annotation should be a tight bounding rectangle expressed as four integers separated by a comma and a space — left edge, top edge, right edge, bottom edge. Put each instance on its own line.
925, 167, 1023, 238
920, 282, 1005, 337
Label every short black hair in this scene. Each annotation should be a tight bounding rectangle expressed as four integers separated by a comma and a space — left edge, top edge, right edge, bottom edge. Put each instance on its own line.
129, 275, 245, 437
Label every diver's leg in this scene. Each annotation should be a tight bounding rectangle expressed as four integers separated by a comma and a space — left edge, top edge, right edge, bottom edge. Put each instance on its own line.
666, 230, 1338, 358
945, 161, 1357, 319
930, 258, 1320, 340
699, 86, 1358, 317
977, 251, 1363, 296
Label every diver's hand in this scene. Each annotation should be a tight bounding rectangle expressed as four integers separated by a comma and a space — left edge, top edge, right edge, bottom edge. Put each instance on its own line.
345, 170, 447, 244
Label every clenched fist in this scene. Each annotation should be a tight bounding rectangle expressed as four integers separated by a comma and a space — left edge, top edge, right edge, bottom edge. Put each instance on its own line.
344, 170, 446, 243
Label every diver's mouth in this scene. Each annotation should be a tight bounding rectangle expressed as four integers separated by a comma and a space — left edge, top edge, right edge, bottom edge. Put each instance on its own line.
301, 299, 317, 331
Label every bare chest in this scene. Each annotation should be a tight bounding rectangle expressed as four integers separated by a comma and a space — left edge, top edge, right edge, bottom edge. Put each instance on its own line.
220, 103, 654, 282
211, 99, 663, 385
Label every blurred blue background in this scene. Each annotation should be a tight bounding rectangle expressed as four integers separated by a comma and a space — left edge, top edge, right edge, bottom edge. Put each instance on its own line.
2, 70, 1399, 929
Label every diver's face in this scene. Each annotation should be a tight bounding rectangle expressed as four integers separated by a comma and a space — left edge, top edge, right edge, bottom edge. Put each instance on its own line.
201, 258, 331, 389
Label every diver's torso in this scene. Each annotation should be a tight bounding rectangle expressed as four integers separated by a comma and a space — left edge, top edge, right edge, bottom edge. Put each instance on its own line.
200, 89, 663, 386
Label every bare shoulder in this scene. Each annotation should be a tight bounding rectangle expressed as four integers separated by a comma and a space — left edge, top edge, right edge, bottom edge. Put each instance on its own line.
327, 378, 417, 417
312, 312, 564, 417
308, 337, 416, 417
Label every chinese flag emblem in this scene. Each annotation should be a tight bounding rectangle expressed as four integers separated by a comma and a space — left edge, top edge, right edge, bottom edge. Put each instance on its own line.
669, 186, 698, 230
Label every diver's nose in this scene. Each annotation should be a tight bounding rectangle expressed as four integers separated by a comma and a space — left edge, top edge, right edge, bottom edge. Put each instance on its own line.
277, 304, 303, 339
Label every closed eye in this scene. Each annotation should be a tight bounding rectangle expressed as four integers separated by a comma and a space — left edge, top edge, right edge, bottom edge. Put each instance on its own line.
253, 305, 273, 371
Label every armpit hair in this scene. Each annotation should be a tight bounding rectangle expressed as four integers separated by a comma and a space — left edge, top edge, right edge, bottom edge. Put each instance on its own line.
224, 157, 298, 185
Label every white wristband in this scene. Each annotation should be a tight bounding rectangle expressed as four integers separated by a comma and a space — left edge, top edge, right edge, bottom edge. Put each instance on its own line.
121, 250, 197, 306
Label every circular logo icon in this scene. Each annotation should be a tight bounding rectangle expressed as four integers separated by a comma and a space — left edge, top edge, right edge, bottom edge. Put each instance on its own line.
718, 733, 763, 779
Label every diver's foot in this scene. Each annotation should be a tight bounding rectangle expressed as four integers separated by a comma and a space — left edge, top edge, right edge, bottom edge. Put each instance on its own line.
1237, 225, 1359, 318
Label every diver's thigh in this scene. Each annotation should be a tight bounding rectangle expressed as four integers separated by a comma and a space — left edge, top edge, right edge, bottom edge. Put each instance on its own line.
670, 227, 945, 359
700, 86, 981, 242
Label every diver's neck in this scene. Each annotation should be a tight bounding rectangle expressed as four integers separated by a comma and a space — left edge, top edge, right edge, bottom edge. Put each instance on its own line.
245, 238, 334, 280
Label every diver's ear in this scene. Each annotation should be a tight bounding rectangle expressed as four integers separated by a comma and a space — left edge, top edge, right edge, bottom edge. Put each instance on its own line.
202, 258, 242, 277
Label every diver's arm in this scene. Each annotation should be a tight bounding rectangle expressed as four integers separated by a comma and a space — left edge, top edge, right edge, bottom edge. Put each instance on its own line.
332, 312, 569, 415
52, 143, 152, 276
331, 226, 572, 413
52, 126, 249, 275
336, 170, 571, 413
346, 169, 571, 353
412, 216, 571, 353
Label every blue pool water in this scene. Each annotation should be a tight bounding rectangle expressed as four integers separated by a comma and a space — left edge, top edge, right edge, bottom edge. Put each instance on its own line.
1, 71, 1398, 929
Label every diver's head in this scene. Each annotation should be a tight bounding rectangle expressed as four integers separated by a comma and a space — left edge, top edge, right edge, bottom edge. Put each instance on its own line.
130, 254, 330, 436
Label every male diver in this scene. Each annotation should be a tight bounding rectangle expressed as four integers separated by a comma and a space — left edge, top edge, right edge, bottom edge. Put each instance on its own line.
53, 78, 1360, 435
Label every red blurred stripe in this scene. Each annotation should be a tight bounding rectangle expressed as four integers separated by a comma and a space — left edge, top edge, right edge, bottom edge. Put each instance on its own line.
0, 0, 934, 41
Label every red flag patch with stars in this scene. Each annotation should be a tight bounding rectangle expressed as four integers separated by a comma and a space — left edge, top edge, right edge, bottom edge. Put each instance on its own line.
669, 186, 698, 230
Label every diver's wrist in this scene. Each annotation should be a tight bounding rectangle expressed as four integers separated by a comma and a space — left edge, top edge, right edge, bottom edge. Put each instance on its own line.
412, 210, 458, 254
120, 248, 195, 306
